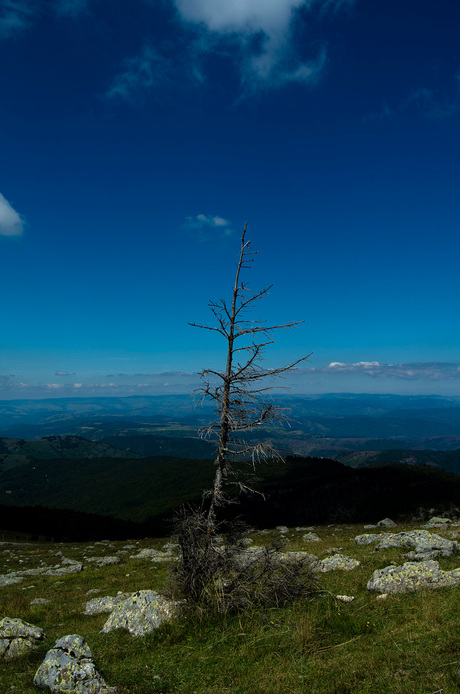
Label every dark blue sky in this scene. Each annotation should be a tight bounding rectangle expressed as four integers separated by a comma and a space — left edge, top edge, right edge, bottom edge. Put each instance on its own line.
1, 0, 460, 398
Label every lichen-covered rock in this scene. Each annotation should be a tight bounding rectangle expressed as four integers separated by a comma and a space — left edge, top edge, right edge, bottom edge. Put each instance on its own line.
302, 532, 321, 543
315, 554, 360, 573
86, 557, 121, 567
367, 560, 460, 594
377, 518, 397, 529
43, 563, 83, 576
277, 551, 318, 564
375, 530, 458, 559
84, 593, 132, 615
129, 549, 172, 562
422, 516, 451, 529
0, 573, 24, 587
101, 590, 180, 637
355, 533, 386, 545
0, 617, 45, 659
34, 634, 115, 693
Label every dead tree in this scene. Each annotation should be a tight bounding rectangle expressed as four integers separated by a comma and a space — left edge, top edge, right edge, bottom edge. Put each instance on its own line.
190, 223, 311, 533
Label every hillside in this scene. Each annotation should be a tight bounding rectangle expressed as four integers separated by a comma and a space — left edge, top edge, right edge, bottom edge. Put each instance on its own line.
340, 448, 460, 475
0, 435, 138, 471
1, 453, 459, 532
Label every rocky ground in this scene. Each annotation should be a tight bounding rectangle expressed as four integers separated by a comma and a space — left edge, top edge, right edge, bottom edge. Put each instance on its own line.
1, 515, 460, 693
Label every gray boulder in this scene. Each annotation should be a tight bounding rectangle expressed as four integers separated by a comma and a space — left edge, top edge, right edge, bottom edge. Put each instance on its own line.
0, 617, 45, 659
422, 516, 451, 529
129, 548, 172, 562
0, 573, 24, 587
367, 560, 460, 594
84, 593, 132, 615
101, 590, 180, 637
375, 530, 457, 559
34, 634, 115, 693
355, 533, 385, 546
86, 557, 121, 567
377, 518, 397, 529
302, 532, 321, 543
315, 554, 360, 573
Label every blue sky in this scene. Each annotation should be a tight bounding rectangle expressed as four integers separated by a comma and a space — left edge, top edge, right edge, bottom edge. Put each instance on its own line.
1, 0, 460, 399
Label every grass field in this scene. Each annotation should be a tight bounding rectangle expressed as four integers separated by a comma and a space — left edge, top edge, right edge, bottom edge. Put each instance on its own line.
1, 521, 460, 693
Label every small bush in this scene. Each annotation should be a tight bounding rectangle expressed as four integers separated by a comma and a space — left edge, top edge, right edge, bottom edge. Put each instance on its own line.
169, 507, 317, 613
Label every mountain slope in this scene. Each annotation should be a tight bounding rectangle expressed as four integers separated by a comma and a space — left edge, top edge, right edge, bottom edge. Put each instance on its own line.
0, 435, 138, 471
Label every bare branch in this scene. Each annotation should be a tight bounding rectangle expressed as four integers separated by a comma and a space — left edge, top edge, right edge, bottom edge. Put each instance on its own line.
189, 223, 310, 533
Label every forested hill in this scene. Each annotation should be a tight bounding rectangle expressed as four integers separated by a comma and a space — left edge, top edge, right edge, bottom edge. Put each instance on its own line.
1, 454, 459, 538
0, 436, 137, 471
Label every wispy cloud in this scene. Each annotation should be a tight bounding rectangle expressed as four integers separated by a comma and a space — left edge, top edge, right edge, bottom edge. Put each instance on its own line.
172, 0, 348, 90
0, 0, 34, 39
184, 213, 233, 240
54, 0, 88, 19
310, 361, 460, 381
364, 71, 460, 123
403, 77, 460, 120
105, 44, 172, 101
0, 193, 24, 236
0, 371, 203, 398
55, 370, 76, 376
0, 0, 87, 40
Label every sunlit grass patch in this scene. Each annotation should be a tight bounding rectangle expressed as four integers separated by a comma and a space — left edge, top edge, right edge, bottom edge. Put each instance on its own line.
1, 524, 460, 693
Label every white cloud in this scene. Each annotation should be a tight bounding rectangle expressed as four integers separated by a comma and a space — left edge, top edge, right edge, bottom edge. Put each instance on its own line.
312, 362, 460, 381
185, 213, 233, 238
173, 0, 353, 89
105, 44, 171, 101
0, 0, 34, 39
0, 193, 24, 236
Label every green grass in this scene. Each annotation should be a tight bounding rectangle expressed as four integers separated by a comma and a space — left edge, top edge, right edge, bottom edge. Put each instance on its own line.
1, 522, 460, 693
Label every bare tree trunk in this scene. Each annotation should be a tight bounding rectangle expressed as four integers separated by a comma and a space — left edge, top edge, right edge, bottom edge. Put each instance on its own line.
206, 224, 248, 532
189, 222, 311, 538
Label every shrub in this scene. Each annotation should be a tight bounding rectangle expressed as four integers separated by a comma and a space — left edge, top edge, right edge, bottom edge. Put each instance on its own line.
169, 506, 317, 614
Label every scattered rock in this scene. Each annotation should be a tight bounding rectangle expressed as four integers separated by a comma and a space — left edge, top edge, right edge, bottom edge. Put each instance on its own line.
86, 556, 121, 567
129, 549, 172, 562
363, 524, 377, 529
302, 532, 321, 543
422, 516, 451, 529
34, 634, 115, 692
367, 560, 460, 594
0, 617, 45, 659
377, 518, 397, 529
374, 530, 458, 559
31, 598, 51, 606
101, 590, 180, 637
336, 595, 354, 602
355, 533, 385, 546
44, 564, 83, 576
84, 593, 132, 615
315, 554, 360, 573
0, 574, 24, 587
276, 526, 289, 534
277, 551, 317, 564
